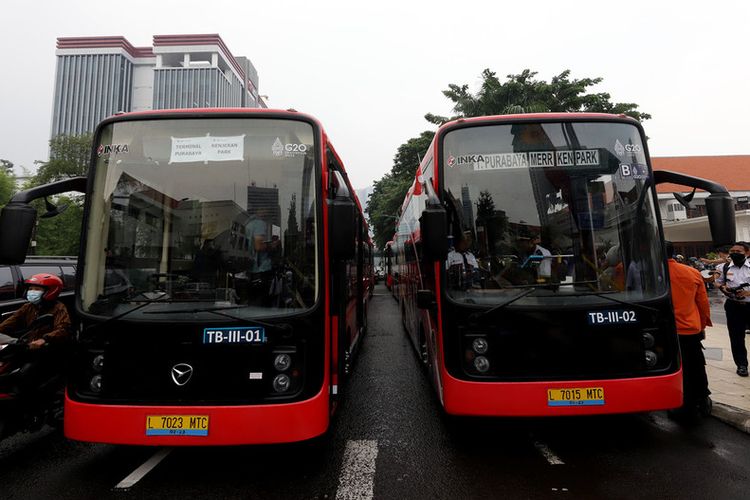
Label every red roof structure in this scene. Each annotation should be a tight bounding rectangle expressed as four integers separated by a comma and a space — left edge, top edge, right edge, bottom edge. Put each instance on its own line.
653, 155, 750, 193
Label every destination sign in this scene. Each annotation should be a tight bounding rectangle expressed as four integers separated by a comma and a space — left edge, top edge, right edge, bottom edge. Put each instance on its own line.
448, 149, 601, 171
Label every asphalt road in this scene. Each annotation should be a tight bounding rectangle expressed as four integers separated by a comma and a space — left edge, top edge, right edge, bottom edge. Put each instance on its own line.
1, 284, 749, 499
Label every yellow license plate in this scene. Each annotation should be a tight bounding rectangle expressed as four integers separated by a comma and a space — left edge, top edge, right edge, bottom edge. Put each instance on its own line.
146, 415, 209, 436
547, 387, 605, 407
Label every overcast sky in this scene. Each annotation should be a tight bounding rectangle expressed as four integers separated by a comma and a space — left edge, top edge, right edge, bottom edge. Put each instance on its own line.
1, 0, 748, 190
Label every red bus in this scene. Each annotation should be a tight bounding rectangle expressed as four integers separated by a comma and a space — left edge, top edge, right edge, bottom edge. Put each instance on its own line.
0, 109, 371, 444
394, 113, 735, 416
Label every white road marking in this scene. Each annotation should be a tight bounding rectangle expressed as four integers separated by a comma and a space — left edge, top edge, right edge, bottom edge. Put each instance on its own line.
113, 448, 172, 490
336, 439, 379, 500
534, 441, 565, 465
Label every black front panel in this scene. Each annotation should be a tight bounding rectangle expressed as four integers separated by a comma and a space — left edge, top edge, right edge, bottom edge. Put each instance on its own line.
70, 308, 325, 405
442, 298, 678, 382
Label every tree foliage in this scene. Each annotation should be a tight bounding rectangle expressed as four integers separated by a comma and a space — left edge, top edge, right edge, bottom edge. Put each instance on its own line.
0, 168, 15, 207
367, 69, 650, 249
27, 134, 93, 256
1, 159, 14, 173
367, 131, 434, 249
34, 195, 83, 256
33, 133, 93, 185
424, 69, 651, 125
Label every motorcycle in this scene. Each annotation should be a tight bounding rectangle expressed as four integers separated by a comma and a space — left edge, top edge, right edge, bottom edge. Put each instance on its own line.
0, 314, 66, 439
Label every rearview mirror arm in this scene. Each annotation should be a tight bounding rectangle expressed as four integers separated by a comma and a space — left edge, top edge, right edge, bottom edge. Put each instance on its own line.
8, 176, 87, 204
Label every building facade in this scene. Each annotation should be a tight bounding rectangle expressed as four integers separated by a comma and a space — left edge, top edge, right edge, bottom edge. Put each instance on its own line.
51, 34, 265, 138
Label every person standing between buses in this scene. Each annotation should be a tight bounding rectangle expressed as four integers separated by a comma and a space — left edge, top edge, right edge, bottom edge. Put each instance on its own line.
715, 241, 750, 377
665, 241, 713, 418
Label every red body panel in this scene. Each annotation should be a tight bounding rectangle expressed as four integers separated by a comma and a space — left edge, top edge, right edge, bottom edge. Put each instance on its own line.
440, 368, 682, 416
64, 387, 330, 445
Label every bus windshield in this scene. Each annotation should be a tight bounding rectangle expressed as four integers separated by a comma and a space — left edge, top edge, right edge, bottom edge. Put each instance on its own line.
441, 121, 667, 306
81, 118, 318, 320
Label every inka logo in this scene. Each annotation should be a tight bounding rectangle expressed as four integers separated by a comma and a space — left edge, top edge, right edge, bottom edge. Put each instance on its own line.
97, 144, 129, 157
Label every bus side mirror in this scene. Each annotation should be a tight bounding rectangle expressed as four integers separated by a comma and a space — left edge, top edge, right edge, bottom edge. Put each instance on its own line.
420, 206, 448, 261
329, 199, 356, 260
705, 193, 736, 247
0, 203, 37, 265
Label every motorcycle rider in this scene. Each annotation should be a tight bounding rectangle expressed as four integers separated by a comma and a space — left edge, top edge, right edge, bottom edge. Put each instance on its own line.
0, 274, 71, 393
0, 274, 71, 348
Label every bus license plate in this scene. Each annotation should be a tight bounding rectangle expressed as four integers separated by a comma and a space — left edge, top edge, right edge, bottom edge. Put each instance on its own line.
547, 387, 605, 407
203, 327, 266, 345
146, 415, 209, 436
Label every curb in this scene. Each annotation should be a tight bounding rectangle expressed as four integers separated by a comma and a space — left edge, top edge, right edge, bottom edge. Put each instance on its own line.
711, 401, 750, 434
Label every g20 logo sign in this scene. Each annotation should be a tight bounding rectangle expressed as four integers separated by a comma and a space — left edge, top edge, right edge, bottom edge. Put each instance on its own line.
284, 143, 308, 153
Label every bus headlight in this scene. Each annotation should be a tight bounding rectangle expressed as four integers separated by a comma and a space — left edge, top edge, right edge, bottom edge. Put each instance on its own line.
645, 350, 658, 368
473, 356, 490, 373
92, 354, 105, 372
89, 374, 103, 393
472, 338, 489, 354
642, 332, 655, 349
272, 374, 291, 393
273, 354, 292, 372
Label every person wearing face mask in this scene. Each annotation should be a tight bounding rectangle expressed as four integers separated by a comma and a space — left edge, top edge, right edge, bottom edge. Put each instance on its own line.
716, 242, 750, 377
0, 274, 71, 349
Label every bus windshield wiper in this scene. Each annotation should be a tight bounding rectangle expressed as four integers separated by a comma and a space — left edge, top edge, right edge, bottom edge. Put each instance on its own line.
144, 305, 281, 330
473, 287, 537, 319
581, 291, 659, 313
88, 293, 174, 332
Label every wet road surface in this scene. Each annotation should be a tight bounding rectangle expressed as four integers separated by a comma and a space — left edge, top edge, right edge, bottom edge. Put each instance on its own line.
1, 285, 749, 499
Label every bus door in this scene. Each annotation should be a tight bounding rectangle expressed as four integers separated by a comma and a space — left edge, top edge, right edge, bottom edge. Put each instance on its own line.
327, 150, 357, 400
355, 219, 366, 336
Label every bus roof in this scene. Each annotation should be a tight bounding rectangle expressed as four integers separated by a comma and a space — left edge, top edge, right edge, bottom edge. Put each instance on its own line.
439, 112, 638, 130
100, 107, 324, 130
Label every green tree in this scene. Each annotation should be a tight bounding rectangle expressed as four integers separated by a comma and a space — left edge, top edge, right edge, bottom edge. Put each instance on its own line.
34, 195, 83, 256
0, 167, 15, 207
424, 69, 651, 125
1, 159, 14, 173
27, 133, 93, 256
33, 133, 93, 184
367, 131, 434, 249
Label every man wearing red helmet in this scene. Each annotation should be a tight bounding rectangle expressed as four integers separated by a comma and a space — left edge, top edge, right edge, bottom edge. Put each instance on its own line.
0, 273, 71, 348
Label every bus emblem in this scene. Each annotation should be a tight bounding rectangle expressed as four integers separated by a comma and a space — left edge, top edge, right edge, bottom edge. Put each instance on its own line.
272, 137, 284, 157
614, 139, 625, 157
171, 363, 194, 386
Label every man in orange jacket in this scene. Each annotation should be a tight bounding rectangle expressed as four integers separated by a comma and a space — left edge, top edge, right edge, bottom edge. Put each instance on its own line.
666, 241, 713, 418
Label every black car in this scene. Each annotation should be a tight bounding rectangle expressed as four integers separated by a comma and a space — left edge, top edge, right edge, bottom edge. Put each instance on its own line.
0, 256, 77, 318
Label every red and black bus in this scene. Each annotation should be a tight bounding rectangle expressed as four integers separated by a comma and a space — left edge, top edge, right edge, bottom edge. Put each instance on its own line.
394, 113, 735, 416
0, 108, 370, 444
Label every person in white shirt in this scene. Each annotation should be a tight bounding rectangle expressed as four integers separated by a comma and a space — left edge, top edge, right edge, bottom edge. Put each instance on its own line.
531, 235, 552, 279
446, 235, 478, 290
715, 241, 750, 377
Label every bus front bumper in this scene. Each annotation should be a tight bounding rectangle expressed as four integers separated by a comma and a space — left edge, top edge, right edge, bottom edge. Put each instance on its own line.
441, 370, 682, 416
64, 388, 330, 446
